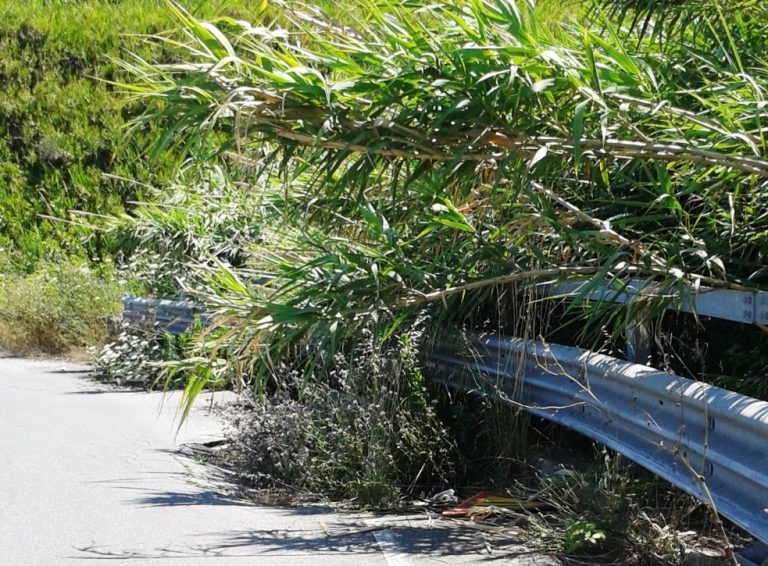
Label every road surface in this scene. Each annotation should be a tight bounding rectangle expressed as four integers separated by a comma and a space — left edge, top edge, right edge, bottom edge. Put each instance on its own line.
0, 354, 556, 565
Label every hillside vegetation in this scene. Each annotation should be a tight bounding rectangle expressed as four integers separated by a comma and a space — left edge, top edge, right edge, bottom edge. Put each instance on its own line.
1, 0, 765, 559
0, 0, 260, 355
0, 0, 254, 270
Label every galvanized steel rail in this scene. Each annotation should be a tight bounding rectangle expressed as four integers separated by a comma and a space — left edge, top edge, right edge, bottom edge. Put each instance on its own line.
549, 278, 768, 326
546, 279, 768, 364
427, 335, 768, 544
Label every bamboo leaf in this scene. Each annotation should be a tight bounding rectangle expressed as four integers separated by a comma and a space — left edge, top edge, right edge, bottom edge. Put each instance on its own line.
528, 145, 548, 168
572, 99, 589, 167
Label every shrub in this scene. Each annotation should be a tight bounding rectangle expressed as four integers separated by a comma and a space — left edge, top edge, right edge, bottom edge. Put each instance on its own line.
526, 445, 738, 563
218, 325, 455, 507
94, 320, 198, 388
108, 165, 266, 298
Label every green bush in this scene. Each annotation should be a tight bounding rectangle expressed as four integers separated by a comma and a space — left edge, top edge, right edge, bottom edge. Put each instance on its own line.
0, 260, 121, 355
94, 321, 200, 387
108, 165, 266, 298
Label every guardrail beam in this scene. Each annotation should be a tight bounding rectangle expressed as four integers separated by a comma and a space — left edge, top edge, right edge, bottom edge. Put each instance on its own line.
427, 335, 768, 545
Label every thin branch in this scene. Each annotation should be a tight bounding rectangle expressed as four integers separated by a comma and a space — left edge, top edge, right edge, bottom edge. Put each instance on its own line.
530, 182, 631, 247
394, 267, 604, 308
243, 122, 768, 175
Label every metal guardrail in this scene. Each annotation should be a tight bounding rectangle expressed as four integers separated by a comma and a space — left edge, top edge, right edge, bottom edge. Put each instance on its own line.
125, 279, 768, 336
547, 278, 768, 364
122, 296, 211, 336
549, 278, 768, 326
427, 335, 768, 545
121, 294, 768, 544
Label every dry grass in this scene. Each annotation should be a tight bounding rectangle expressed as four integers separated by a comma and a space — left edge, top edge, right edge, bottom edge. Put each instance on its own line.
0, 262, 121, 357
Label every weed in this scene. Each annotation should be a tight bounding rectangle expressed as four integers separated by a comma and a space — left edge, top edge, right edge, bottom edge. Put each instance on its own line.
562, 521, 606, 554
93, 319, 201, 388
526, 445, 741, 564
108, 165, 265, 298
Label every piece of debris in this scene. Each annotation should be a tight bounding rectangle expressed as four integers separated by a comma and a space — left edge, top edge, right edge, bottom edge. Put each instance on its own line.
443, 491, 547, 518
428, 488, 458, 506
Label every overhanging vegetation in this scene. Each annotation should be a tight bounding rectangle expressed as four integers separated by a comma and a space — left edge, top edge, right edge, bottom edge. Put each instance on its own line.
118, 0, 768, 390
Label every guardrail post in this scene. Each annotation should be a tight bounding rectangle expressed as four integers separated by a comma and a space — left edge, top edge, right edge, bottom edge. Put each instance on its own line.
626, 318, 651, 365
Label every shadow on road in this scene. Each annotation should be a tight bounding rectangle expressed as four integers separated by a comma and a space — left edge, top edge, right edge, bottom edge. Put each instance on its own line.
134, 490, 252, 507
70, 449, 552, 564
207, 521, 526, 556
72, 519, 545, 563
65, 387, 140, 395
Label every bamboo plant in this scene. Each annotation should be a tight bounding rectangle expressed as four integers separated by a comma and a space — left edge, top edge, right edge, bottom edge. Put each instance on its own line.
116, 0, 768, 392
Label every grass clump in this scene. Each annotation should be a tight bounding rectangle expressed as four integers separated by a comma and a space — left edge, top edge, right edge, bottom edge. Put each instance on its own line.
94, 320, 203, 388
528, 445, 745, 564
0, 260, 121, 356
107, 165, 266, 298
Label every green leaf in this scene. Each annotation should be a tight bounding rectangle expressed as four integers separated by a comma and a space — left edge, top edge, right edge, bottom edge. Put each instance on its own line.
572, 99, 589, 167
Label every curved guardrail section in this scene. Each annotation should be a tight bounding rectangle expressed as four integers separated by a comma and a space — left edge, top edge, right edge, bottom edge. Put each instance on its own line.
427, 335, 768, 544
122, 296, 211, 336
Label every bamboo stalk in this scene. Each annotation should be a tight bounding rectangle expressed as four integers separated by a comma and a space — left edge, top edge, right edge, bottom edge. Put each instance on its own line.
240, 120, 768, 175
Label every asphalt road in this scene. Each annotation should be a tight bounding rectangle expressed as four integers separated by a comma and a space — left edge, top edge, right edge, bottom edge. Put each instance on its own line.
0, 354, 556, 565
